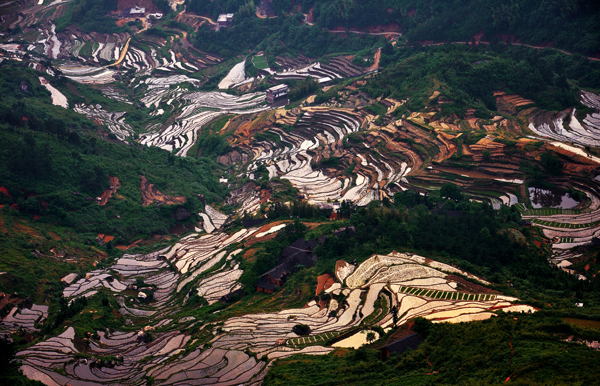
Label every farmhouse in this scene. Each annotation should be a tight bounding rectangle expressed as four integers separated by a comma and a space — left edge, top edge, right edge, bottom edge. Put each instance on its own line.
217, 13, 234, 29
126, 6, 146, 18
259, 0, 275, 17
380, 333, 423, 360
265, 84, 288, 103
256, 237, 321, 293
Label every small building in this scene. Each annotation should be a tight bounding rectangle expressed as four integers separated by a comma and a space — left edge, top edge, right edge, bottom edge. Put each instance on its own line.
380, 333, 423, 360
148, 13, 163, 19
259, 0, 275, 17
266, 84, 288, 103
217, 13, 234, 29
256, 276, 277, 294
219, 289, 244, 304
256, 237, 321, 293
127, 6, 146, 17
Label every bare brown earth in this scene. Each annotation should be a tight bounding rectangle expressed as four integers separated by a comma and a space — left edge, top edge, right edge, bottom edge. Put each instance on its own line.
547, 144, 598, 174
315, 274, 334, 295
139, 175, 186, 207
243, 248, 257, 262
494, 91, 535, 115
98, 175, 121, 206
13, 221, 43, 239
365, 47, 381, 73
244, 220, 290, 246
228, 113, 272, 147
470, 137, 505, 161
446, 275, 500, 294
0, 212, 6, 233
175, 12, 206, 32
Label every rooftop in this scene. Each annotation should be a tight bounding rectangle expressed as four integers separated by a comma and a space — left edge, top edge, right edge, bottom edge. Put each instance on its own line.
267, 84, 289, 92
218, 13, 234, 22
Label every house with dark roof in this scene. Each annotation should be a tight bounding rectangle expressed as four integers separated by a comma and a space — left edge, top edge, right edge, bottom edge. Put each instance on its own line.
219, 289, 244, 303
256, 237, 321, 293
259, 0, 275, 17
380, 333, 423, 360
242, 218, 267, 228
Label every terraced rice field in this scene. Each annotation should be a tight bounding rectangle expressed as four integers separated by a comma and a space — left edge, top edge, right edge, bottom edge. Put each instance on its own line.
219, 59, 255, 89
137, 76, 269, 155
252, 55, 269, 70
73, 103, 134, 141
400, 287, 496, 301
13, 211, 535, 386
273, 55, 365, 82
528, 91, 600, 147
237, 105, 420, 205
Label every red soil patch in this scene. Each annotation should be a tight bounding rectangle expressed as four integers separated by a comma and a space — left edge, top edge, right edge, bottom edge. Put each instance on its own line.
98, 175, 121, 206
140, 175, 186, 207
97, 234, 115, 243
259, 189, 271, 204
13, 221, 42, 239
0, 213, 6, 233
243, 248, 257, 262
495, 92, 534, 114
318, 299, 327, 310
323, 277, 335, 291
307, 7, 314, 23
245, 232, 279, 246
316, 273, 332, 295
244, 220, 289, 246
0, 186, 12, 200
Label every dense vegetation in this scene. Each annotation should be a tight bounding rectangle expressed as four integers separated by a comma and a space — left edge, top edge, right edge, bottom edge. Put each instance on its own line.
264, 313, 600, 385
0, 64, 225, 242
190, 0, 600, 55
192, 13, 381, 59
55, 0, 129, 34
366, 43, 600, 114
268, 0, 600, 56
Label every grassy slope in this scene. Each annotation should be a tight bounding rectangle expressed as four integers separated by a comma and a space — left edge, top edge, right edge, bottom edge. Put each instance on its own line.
265, 314, 600, 386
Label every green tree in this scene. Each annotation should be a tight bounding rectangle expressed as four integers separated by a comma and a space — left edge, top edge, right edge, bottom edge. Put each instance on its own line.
366, 331, 376, 344
440, 183, 463, 201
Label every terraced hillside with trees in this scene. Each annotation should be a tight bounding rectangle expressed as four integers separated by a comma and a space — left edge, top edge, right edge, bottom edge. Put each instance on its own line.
1, 0, 600, 385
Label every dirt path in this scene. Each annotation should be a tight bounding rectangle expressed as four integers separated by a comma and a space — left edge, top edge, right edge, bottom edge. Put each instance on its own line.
139, 175, 186, 206
196, 15, 216, 25
421, 41, 599, 62
98, 176, 121, 205
366, 47, 381, 72
107, 37, 131, 68
329, 30, 402, 36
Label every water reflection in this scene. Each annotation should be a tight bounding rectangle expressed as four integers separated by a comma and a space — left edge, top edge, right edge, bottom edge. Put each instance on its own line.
528, 187, 580, 209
